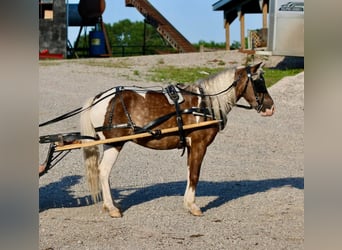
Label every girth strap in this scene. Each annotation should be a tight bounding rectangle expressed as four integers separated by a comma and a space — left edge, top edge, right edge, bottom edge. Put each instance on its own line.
165, 85, 186, 154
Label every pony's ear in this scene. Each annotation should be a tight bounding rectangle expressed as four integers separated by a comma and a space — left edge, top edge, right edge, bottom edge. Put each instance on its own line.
251, 62, 264, 73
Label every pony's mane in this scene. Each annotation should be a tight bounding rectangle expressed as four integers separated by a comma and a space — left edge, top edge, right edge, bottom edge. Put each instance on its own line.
195, 68, 237, 130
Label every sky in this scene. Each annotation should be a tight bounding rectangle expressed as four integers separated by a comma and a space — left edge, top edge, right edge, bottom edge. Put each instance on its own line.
67, 0, 263, 45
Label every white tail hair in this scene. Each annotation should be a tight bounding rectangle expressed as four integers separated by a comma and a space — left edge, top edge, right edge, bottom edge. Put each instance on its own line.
80, 97, 101, 202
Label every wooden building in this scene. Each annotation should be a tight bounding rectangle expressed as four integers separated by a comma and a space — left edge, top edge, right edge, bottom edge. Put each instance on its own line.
212, 0, 269, 51
212, 0, 304, 57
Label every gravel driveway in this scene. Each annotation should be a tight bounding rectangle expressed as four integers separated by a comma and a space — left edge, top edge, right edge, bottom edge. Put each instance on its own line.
39, 51, 304, 250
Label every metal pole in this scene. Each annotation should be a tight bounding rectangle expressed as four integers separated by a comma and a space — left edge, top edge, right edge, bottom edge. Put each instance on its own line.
66, 0, 69, 57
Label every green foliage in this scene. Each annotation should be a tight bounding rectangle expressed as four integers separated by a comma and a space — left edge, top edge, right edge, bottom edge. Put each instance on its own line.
106, 19, 173, 56
194, 40, 226, 49
230, 41, 241, 50
76, 19, 174, 56
193, 40, 243, 50
75, 19, 249, 56
105, 19, 163, 46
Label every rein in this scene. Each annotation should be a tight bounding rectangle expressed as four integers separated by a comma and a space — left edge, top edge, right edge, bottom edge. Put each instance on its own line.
39, 86, 123, 127
176, 80, 237, 98
39, 66, 265, 128
177, 66, 265, 112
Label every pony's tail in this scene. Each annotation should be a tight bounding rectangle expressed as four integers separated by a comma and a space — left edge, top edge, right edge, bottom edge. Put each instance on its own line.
80, 98, 101, 203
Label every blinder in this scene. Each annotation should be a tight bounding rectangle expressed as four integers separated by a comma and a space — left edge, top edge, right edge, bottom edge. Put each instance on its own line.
253, 73, 267, 93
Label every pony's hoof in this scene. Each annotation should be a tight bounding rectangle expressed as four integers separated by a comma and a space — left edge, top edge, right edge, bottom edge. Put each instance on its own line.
186, 204, 203, 216
103, 205, 122, 218
190, 208, 203, 216
108, 209, 122, 218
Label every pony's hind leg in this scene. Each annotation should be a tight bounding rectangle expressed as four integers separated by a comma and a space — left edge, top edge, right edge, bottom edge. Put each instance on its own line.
99, 144, 122, 218
184, 143, 207, 216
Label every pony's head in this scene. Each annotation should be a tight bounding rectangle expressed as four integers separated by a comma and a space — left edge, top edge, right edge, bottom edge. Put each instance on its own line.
234, 62, 275, 116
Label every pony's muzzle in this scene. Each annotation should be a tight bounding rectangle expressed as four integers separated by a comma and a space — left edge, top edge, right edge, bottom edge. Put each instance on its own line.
260, 105, 275, 116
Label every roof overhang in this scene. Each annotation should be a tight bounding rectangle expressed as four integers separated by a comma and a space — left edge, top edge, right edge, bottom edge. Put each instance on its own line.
213, 0, 267, 13
212, 0, 232, 11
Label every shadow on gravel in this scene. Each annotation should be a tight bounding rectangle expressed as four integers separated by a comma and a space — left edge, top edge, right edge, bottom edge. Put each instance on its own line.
39, 175, 92, 212
39, 176, 303, 213
271, 56, 304, 70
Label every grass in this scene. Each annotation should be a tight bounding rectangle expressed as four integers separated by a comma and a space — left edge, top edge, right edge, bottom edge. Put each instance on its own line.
76, 59, 133, 68
149, 65, 304, 87
263, 68, 304, 87
149, 66, 225, 83
40, 58, 303, 88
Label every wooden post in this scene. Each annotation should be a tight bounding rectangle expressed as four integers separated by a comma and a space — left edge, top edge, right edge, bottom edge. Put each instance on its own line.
239, 10, 245, 50
224, 19, 230, 50
262, 1, 268, 28
100, 20, 112, 56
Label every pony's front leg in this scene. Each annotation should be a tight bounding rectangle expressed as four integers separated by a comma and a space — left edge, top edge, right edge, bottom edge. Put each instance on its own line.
99, 145, 122, 218
184, 143, 207, 216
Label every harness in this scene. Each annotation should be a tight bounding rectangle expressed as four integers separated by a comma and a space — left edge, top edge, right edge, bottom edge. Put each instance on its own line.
165, 85, 186, 152
39, 67, 267, 154
93, 85, 211, 155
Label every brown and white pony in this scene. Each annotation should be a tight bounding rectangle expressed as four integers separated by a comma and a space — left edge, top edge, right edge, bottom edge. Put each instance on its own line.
80, 62, 274, 217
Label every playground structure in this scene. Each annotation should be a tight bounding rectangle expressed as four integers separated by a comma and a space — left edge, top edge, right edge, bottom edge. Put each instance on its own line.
125, 0, 196, 53
39, 0, 196, 59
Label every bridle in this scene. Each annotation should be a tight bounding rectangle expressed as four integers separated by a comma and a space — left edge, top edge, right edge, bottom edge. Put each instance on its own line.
175, 66, 268, 113
235, 66, 267, 113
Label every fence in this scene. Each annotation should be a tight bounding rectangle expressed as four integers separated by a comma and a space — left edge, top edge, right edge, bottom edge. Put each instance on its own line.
71, 44, 176, 58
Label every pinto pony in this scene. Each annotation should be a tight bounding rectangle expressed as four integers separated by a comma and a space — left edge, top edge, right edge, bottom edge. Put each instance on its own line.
80, 62, 274, 217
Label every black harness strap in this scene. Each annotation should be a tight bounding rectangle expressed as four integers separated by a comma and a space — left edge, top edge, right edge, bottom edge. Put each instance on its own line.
39, 132, 97, 144
39, 107, 83, 127
97, 87, 137, 133
118, 90, 136, 130
39, 86, 122, 128
165, 85, 186, 154
95, 107, 212, 134
198, 86, 210, 120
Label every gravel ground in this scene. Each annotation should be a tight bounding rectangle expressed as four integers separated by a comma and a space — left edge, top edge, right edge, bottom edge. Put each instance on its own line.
39, 50, 304, 250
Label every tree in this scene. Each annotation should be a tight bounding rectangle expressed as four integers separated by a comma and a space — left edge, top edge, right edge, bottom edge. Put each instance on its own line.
75, 19, 173, 56
230, 41, 241, 50
75, 19, 243, 57
105, 19, 172, 56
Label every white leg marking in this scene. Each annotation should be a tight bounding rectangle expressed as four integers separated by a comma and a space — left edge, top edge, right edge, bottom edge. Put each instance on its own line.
99, 145, 120, 212
184, 168, 195, 208
184, 167, 202, 216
